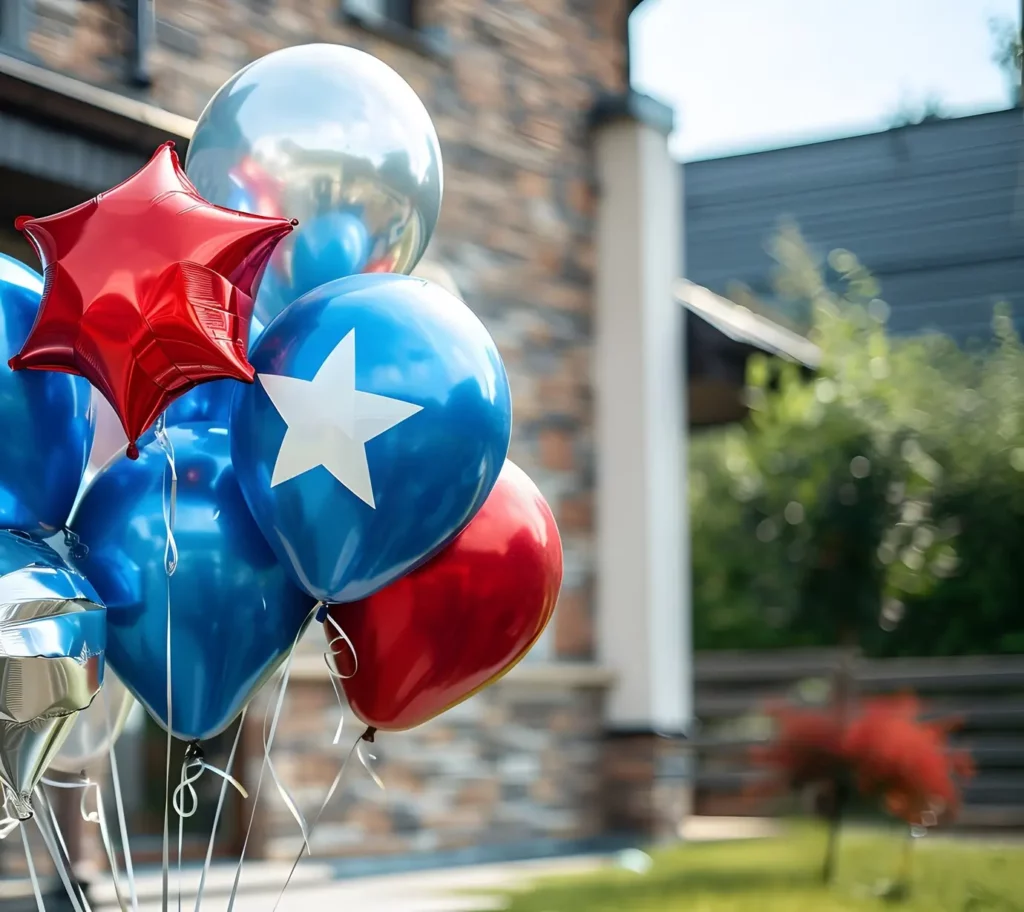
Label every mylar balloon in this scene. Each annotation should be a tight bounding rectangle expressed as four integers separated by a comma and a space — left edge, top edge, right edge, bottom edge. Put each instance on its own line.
70, 424, 314, 741
0, 255, 94, 538
9, 143, 294, 457
230, 274, 512, 604
145, 316, 266, 435
0, 532, 106, 818
185, 44, 443, 324
327, 461, 561, 731
47, 670, 135, 776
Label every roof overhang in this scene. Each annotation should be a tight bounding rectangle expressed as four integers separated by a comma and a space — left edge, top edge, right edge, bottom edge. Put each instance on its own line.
676, 279, 821, 370
0, 52, 193, 152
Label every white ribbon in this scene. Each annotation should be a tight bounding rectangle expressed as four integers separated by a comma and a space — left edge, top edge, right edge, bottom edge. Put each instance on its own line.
32, 787, 90, 912
323, 611, 358, 745
20, 822, 45, 912
269, 728, 384, 912
192, 709, 246, 912
0, 787, 22, 840
40, 776, 130, 912
154, 416, 178, 912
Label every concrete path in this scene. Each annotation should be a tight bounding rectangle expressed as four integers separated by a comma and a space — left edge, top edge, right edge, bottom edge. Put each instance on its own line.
77, 816, 778, 912
88, 855, 611, 912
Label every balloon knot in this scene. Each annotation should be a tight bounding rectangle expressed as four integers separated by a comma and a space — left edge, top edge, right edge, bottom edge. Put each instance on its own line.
314, 602, 329, 624
13, 216, 32, 231
126, 441, 140, 460
184, 740, 204, 763
289, 218, 300, 227
7, 356, 21, 371
361, 726, 377, 744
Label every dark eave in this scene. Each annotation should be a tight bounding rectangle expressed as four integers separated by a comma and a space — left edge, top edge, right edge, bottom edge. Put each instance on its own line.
0, 52, 193, 153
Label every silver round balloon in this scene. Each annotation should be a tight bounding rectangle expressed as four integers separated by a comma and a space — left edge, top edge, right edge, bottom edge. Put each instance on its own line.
185, 44, 443, 324
47, 669, 135, 775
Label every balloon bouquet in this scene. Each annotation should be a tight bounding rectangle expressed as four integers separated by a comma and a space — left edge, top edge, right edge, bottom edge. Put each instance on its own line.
0, 43, 562, 908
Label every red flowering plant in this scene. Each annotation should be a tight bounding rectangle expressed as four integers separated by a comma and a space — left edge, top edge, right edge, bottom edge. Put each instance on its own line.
750, 693, 973, 889
843, 694, 974, 828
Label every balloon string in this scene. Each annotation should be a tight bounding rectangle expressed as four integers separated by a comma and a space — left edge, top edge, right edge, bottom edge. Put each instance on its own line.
323, 609, 358, 745
0, 787, 23, 840
193, 709, 246, 912
33, 787, 90, 912
20, 822, 45, 912
40, 776, 130, 912
63, 527, 89, 560
224, 624, 304, 912
105, 687, 140, 912
270, 729, 375, 912
155, 415, 178, 912
171, 746, 249, 819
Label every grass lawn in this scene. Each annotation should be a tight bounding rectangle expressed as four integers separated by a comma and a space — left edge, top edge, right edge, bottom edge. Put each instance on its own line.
479, 823, 1024, 912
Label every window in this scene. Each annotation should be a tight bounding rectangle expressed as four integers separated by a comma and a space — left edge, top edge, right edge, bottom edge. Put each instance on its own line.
342, 0, 415, 30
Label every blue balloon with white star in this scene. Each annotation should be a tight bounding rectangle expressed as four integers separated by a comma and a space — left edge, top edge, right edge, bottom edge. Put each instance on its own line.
229, 273, 513, 603
0, 254, 94, 538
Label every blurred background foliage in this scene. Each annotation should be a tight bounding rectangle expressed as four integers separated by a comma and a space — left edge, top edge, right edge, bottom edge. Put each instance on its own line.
691, 224, 1024, 656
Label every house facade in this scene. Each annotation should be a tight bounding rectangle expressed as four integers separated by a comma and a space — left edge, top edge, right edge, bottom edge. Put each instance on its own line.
0, 0, 692, 874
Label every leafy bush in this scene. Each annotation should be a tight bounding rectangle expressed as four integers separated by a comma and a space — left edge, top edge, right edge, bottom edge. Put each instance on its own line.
691, 225, 1024, 656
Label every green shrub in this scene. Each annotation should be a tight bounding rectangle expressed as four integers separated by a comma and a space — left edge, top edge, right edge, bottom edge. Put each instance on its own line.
691, 225, 1024, 656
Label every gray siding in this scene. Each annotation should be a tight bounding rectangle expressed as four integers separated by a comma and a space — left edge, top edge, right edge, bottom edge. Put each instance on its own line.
685, 109, 1024, 342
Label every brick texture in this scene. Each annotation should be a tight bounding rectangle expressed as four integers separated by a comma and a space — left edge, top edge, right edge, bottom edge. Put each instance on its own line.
249, 673, 608, 859
26, 0, 633, 664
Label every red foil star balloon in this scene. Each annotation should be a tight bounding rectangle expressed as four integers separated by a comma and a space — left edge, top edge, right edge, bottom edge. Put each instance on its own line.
9, 142, 295, 457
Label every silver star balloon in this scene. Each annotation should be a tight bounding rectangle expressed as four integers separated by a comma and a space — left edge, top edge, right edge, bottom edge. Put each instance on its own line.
0, 532, 105, 820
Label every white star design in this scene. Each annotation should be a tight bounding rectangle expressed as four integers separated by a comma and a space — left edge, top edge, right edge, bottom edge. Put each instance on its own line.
259, 329, 423, 508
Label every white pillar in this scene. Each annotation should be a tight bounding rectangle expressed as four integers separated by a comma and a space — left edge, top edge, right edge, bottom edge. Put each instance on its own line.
592, 93, 691, 734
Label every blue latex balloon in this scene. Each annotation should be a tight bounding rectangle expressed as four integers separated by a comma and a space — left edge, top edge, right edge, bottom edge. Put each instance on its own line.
230, 274, 512, 603
290, 210, 371, 304
149, 316, 266, 432
0, 255, 95, 537
70, 423, 314, 741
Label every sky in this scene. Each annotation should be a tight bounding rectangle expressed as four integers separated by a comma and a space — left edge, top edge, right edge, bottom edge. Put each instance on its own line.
631, 0, 1021, 161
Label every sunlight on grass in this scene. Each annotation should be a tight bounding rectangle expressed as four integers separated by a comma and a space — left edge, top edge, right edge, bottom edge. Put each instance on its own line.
480, 823, 1024, 912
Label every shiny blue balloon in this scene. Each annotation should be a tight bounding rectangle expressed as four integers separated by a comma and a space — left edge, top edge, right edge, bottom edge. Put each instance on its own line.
148, 316, 266, 432
290, 210, 371, 303
70, 423, 314, 741
0, 255, 95, 537
230, 274, 512, 603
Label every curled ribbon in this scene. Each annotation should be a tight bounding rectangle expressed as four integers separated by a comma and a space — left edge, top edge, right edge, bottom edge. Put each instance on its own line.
62, 527, 89, 560
323, 609, 358, 745
270, 726, 384, 912
0, 787, 25, 840
32, 786, 91, 912
41, 774, 131, 912
172, 742, 249, 819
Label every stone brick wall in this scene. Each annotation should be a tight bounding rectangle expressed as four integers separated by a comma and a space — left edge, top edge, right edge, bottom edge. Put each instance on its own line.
26, 0, 635, 663
250, 666, 611, 859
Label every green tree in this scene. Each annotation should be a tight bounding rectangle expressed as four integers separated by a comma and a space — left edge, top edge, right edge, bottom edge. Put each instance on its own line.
691, 225, 1024, 656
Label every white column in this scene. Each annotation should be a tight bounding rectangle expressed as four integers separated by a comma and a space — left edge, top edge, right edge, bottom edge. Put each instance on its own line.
593, 94, 691, 733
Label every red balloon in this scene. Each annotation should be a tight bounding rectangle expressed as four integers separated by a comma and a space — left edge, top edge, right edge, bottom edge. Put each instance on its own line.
9, 143, 294, 457
327, 460, 562, 732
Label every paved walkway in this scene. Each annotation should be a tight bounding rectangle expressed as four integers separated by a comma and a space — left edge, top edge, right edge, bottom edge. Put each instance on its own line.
89, 855, 611, 912
78, 817, 779, 912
